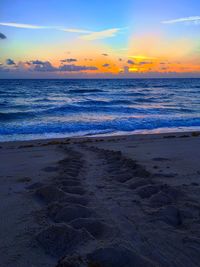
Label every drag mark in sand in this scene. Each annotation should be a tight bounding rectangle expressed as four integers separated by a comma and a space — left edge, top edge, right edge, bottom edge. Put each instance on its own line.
27, 144, 200, 267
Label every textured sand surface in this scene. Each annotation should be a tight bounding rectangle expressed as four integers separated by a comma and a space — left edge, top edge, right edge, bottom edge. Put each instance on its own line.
0, 132, 200, 266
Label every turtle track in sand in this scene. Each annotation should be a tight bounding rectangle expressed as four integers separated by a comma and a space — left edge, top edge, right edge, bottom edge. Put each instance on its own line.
29, 144, 200, 267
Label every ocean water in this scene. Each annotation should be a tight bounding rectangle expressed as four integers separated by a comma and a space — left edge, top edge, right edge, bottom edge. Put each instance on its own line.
0, 78, 200, 142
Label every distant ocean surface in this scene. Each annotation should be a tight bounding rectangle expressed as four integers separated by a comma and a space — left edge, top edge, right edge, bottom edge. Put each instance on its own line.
0, 78, 200, 142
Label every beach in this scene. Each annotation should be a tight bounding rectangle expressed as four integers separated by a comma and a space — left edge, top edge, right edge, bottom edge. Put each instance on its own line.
1, 131, 200, 266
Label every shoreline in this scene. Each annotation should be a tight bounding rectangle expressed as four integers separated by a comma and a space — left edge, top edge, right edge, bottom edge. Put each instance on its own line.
1, 129, 200, 147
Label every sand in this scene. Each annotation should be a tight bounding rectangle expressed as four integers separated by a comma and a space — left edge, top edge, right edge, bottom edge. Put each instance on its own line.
0, 131, 200, 266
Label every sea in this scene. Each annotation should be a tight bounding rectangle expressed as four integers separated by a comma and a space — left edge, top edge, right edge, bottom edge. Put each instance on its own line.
0, 78, 200, 142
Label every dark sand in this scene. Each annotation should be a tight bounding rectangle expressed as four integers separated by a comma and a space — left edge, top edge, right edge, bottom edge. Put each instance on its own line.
0, 131, 200, 266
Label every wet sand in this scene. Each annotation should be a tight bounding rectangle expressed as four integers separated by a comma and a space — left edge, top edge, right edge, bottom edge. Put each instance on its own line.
0, 131, 200, 266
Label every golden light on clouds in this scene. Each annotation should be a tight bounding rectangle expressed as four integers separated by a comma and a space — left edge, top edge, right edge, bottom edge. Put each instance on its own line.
1, 25, 199, 77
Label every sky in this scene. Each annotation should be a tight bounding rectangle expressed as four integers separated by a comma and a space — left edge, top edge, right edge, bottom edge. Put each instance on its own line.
0, 0, 200, 78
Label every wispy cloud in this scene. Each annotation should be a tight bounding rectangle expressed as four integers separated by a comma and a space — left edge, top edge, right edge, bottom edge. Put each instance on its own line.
139, 61, 152, 65
60, 58, 77, 63
129, 56, 156, 60
0, 22, 50, 29
102, 63, 110, 67
127, 60, 135, 65
0, 22, 91, 33
162, 16, 200, 25
0, 22, 123, 40
80, 28, 121, 40
60, 28, 91, 33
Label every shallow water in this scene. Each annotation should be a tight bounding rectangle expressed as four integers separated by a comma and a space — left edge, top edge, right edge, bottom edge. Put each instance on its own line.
0, 78, 200, 141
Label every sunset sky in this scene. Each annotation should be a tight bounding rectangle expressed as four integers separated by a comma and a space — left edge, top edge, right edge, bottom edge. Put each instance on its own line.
0, 0, 200, 78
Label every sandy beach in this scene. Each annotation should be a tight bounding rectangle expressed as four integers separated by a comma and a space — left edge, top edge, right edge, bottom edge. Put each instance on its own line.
1, 131, 200, 267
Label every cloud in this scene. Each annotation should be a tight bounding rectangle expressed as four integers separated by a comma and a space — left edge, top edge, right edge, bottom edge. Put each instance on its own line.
6, 59, 98, 73
0, 22, 123, 40
6, 59, 15, 65
0, 22, 92, 33
60, 28, 91, 33
32, 61, 57, 72
31, 60, 46, 64
84, 58, 93, 61
60, 58, 77, 63
139, 61, 152, 65
129, 56, 156, 60
0, 32, 6, 39
80, 28, 121, 40
102, 53, 108, 56
161, 67, 168, 70
102, 63, 110, 67
162, 16, 200, 25
28, 60, 58, 71
127, 60, 135, 65
0, 22, 50, 29
59, 64, 98, 72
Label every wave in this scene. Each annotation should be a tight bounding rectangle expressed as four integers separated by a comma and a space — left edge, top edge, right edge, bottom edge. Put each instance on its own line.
44, 104, 139, 115
68, 88, 104, 94
1, 116, 200, 136
33, 98, 54, 103
47, 103, 196, 115
0, 111, 35, 121
133, 97, 157, 103
123, 92, 146, 97
123, 83, 150, 88
109, 100, 133, 105
0, 103, 195, 122
151, 84, 179, 89
79, 99, 133, 106
0, 101, 9, 107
